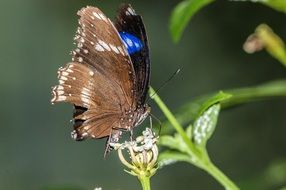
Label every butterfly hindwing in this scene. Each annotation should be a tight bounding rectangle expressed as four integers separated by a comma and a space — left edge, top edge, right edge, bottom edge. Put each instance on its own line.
51, 62, 123, 139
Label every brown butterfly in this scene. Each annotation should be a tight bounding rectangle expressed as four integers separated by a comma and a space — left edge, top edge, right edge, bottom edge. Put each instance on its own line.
51, 4, 151, 155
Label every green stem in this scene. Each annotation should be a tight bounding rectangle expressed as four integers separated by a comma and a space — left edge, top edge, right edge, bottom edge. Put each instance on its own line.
203, 160, 239, 190
149, 87, 239, 189
160, 79, 286, 134
200, 150, 239, 190
223, 80, 286, 107
138, 175, 151, 190
149, 87, 201, 158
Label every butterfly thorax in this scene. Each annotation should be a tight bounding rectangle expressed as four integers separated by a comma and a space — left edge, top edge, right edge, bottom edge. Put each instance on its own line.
120, 104, 150, 130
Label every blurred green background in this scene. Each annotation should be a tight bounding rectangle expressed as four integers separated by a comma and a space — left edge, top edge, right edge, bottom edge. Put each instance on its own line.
0, 0, 286, 189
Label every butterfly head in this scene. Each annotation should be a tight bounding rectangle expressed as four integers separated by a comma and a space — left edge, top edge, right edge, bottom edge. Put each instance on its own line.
134, 104, 151, 127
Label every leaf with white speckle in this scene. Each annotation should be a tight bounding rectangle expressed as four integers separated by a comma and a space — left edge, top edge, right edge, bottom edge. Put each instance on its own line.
192, 104, 220, 147
158, 150, 192, 168
159, 135, 189, 153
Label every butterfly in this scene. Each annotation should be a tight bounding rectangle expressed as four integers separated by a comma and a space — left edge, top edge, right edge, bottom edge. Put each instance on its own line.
51, 4, 151, 155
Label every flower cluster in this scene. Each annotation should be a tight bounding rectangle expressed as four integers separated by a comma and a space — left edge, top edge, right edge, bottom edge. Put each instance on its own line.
110, 128, 158, 178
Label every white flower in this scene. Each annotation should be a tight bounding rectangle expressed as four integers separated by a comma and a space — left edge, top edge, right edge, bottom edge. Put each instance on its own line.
110, 128, 158, 178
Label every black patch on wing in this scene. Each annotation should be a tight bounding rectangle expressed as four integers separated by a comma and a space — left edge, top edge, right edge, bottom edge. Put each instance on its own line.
115, 4, 150, 106
72, 105, 87, 141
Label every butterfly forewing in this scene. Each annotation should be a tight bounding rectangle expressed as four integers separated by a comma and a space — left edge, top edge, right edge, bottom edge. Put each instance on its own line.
73, 7, 136, 107
52, 6, 138, 140
115, 4, 151, 106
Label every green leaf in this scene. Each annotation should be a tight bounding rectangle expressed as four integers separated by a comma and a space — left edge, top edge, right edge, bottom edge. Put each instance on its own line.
195, 91, 231, 120
170, 0, 215, 42
158, 150, 192, 168
159, 135, 179, 150
186, 123, 193, 138
192, 104, 220, 146
159, 135, 189, 153
169, 0, 286, 43
159, 79, 286, 135
184, 92, 229, 142
262, 0, 286, 13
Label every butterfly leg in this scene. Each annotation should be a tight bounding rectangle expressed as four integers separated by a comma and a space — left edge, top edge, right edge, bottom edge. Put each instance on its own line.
149, 115, 153, 129
104, 129, 123, 158
129, 129, 134, 141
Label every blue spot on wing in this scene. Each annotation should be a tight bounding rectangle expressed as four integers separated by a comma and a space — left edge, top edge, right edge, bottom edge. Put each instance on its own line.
119, 32, 143, 55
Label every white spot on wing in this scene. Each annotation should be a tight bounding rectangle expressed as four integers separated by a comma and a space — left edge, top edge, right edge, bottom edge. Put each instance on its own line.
60, 76, 68, 81
122, 45, 129, 55
57, 85, 64, 90
57, 96, 67, 101
89, 71, 94, 76
98, 13, 108, 22
127, 7, 136, 15
117, 46, 125, 56
66, 68, 73, 73
81, 96, 90, 104
98, 40, 111, 51
71, 130, 77, 140
61, 71, 69, 76
74, 35, 80, 40
81, 87, 90, 96
110, 44, 119, 54
77, 43, 83, 48
95, 43, 105, 52
51, 90, 57, 102
82, 132, 88, 137
57, 90, 64, 95
93, 11, 101, 19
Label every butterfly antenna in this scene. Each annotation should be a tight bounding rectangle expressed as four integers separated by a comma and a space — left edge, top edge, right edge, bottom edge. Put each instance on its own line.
147, 68, 181, 102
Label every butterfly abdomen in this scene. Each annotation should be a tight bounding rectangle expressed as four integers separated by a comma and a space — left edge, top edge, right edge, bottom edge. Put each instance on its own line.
119, 32, 143, 55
